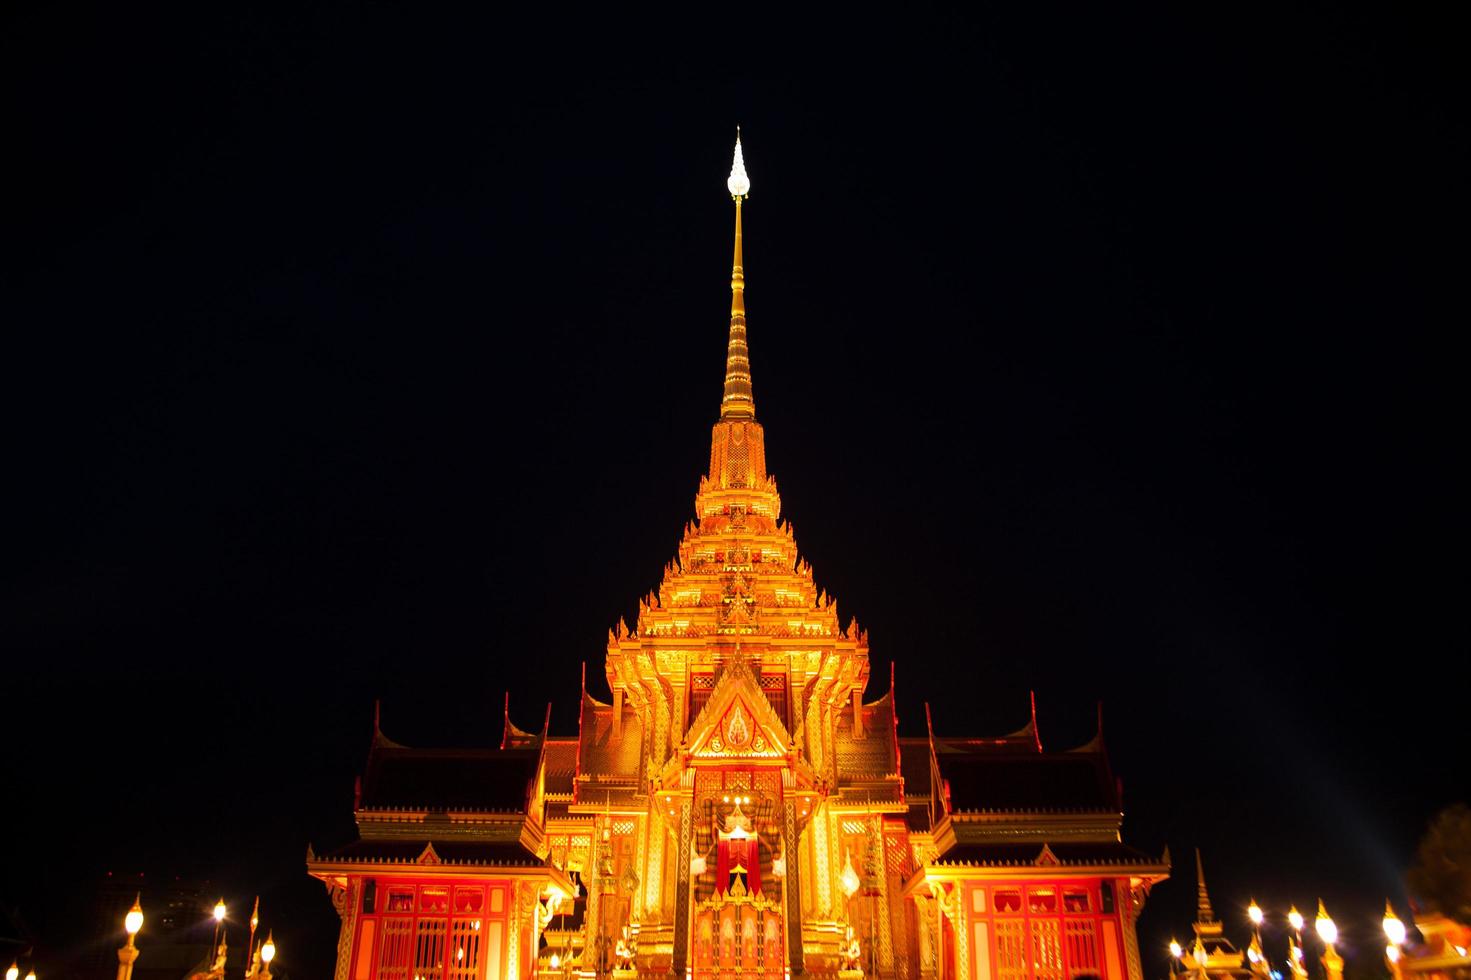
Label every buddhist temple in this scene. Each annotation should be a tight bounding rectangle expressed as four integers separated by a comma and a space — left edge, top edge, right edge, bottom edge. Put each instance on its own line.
1167, 853, 1270, 980
305, 134, 1171, 980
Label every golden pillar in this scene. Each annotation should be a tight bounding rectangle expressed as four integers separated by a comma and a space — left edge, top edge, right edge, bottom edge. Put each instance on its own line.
670, 799, 694, 980
783, 800, 809, 978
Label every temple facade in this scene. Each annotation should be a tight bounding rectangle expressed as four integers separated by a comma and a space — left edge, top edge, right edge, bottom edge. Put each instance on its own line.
305, 137, 1170, 980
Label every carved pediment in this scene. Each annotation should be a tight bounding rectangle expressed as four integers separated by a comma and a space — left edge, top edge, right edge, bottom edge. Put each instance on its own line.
681, 658, 796, 764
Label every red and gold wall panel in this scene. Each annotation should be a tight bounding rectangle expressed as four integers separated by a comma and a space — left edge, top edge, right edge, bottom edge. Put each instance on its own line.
962, 880, 1124, 980
348, 878, 517, 980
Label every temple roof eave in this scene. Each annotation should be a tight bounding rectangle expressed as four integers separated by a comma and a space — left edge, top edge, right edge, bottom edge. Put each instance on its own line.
901, 855, 1170, 898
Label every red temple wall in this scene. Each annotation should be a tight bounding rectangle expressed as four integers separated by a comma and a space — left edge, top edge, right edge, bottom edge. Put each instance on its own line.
956, 878, 1126, 980
346, 876, 517, 980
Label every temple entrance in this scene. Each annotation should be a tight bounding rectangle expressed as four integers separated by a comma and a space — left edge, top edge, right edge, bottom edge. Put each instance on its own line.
690, 773, 787, 980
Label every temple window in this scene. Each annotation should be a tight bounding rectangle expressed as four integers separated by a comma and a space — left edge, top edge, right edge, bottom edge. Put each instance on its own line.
1027, 887, 1057, 914
1031, 920, 1064, 980
981, 881, 1109, 980
360, 883, 493, 980
1064, 920, 1100, 975
995, 920, 1028, 980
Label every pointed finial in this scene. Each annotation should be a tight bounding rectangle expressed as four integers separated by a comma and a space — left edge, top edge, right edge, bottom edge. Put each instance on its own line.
727, 129, 750, 199
1195, 849, 1215, 921
721, 130, 755, 421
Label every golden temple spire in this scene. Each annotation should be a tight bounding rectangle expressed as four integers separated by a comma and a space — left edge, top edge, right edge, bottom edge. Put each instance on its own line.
721, 130, 755, 421
1195, 848, 1216, 922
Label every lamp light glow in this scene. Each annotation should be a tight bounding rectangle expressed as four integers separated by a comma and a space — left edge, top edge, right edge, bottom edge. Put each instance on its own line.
213, 899, 227, 923
7, 962, 18, 980
1170, 940, 1183, 959
24, 971, 35, 980
1315, 901, 1337, 946
840, 853, 861, 898
261, 933, 276, 965
125, 895, 144, 936
549, 954, 560, 970
1387, 945, 1401, 963
1384, 902, 1406, 946
1249, 900, 1264, 926
1288, 907, 1305, 932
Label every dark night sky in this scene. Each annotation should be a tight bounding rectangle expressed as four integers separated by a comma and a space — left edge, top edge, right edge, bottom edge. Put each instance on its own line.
3, 6, 1466, 980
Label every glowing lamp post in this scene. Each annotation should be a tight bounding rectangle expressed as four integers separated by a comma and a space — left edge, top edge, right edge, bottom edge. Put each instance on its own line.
1280, 906, 1307, 980
1383, 902, 1407, 945
7, 962, 19, 980
259, 931, 276, 980
117, 895, 144, 980
1243, 899, 1270, 978
1384, 902, 1407, 980
1316, 900, 1343, 980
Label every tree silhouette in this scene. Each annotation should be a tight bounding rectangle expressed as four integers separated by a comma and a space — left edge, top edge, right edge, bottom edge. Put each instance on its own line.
1407, 804, 1471, 924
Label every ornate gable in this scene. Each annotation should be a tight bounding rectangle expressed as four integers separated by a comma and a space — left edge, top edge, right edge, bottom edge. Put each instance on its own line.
681, 658, 794, 765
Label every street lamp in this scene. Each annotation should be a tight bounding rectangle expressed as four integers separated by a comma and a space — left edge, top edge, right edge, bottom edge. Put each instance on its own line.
7, 962, 18, 980
1244, 899, 1272, 979
260, 931, 276, 980
1384, 901, 1407, 980
1316, 900, 1343, 980
118, 895, 144, 980
1384, 902, 1407, 946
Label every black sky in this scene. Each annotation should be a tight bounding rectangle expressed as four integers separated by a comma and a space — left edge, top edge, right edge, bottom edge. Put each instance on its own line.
3, 6, 1466, 980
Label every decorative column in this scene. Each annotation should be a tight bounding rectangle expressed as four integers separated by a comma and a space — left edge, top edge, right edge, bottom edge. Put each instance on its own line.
868, 820, 894, 976
914, 896, 937, 980
645, 804, 666, 922
1122, 880, 1147, 980
330, 880, 357, 980
670, 799, 694, 980
507, 883, 532, 980
811, 804, 833, 917
936, 883, 969, 980
783, 800, 808, 977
